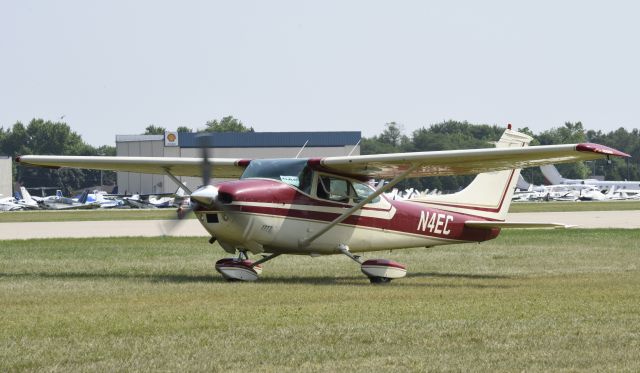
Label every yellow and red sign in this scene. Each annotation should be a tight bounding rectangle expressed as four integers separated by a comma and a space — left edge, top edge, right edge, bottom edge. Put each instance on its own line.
165, 131, 179, 147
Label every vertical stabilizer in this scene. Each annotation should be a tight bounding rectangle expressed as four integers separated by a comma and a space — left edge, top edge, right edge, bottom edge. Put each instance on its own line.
78, 190, 89, 204
540, 164, 565, 185
19, 187, 33, 203
516, 174, 531, 190
409, 129, 532, 220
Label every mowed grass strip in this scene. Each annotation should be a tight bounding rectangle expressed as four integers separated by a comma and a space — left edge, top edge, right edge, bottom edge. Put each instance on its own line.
508, 200, 640, 213
0, 208, 193, 223
1, 230, 639, 371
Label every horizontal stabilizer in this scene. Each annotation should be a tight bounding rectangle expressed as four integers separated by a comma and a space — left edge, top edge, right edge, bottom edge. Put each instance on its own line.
465, 221, 576, 229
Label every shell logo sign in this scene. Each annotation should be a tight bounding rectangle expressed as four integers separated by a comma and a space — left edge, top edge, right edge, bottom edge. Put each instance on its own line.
165, 131, 179, 147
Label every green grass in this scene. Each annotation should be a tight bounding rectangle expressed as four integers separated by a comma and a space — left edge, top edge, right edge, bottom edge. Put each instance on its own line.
0, 209, 193, 223
508, 200, 640, 213
1, 200, 639, 222
1, 230, 639, 371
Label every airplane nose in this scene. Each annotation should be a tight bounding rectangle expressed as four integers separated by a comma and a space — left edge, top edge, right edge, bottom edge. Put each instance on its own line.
190, 185, 219, 206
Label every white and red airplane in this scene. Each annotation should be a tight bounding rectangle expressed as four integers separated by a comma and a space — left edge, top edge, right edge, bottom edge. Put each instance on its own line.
16, 126, 629, 283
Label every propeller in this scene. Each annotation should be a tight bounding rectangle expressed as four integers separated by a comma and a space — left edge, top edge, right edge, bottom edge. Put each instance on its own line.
162, 132, 233, 236
176, 133, 230, 219
200, 133, 211, 187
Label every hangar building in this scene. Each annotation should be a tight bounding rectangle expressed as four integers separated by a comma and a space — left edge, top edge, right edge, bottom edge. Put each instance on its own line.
0, 156, 12, 198
116, 131, 361, 194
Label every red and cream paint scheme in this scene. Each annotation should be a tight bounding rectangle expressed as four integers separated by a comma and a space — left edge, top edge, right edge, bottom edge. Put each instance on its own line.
17, 127, 629, 283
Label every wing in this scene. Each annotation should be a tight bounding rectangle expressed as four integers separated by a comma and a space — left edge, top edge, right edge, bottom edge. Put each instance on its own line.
16, 155, 249, 178
16, 129, 629, 180
314, 142, 629, 179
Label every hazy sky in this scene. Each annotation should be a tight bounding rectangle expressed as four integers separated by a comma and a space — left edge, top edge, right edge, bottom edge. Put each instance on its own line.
2, 1, 639, 146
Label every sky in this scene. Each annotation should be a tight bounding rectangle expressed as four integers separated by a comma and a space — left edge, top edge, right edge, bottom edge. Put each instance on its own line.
1, 1, 639, 146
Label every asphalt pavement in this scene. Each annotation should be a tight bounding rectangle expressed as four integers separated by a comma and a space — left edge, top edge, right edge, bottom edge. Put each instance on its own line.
0, 210, 638, 240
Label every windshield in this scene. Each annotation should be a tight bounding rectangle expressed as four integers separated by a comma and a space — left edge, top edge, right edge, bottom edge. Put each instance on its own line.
240, 159, 312, 192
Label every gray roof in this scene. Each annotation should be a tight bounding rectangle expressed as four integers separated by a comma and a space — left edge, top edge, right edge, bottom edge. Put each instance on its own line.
178, 131, 361, 148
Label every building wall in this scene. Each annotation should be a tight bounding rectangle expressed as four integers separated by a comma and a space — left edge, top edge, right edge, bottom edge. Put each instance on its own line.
0, 156, 12, 198
116, 136, 167, 195
116, 132, 360, 195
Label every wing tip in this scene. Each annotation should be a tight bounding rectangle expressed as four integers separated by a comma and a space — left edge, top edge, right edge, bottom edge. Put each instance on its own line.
576, 143, 630, 158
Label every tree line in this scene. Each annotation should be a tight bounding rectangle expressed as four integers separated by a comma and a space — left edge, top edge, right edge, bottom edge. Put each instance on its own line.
0, 116, 253, 194
143, 116, 254, 135
1, 118, 638, 195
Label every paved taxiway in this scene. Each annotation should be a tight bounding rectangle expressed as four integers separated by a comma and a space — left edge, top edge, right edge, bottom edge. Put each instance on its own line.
0, 210, 638, 240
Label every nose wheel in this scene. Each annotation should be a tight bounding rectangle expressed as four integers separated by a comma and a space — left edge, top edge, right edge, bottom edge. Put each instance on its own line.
338, 244, 407, 284
214, 251, 281, 282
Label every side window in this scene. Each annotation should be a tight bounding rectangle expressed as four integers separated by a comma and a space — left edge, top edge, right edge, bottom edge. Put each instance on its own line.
317, 176, 355, 203
352, 181, 380, 204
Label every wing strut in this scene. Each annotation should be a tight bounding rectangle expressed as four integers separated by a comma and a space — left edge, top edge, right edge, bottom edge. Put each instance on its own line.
299, 163, 420, 248
163, 168, 192, 194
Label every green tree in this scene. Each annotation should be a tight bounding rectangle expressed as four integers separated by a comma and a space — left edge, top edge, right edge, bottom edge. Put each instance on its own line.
144, 125, 166, 135
1, 119, 115, 194
379, 122, 407, 146
204, 116, 253, 132
177, 126, 192, 133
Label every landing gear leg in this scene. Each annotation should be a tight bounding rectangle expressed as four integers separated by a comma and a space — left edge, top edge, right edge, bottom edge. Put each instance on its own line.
338, 244, 407, 284
251, 253, 281, 267
338, 244, 362, 264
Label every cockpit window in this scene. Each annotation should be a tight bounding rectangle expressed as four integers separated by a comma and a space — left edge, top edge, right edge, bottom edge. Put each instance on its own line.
240, 159, 312, 193
352, 181, 381, 204
316, 175, 380, 204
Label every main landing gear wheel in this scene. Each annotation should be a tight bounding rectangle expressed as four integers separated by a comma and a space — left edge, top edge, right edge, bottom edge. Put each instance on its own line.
338, 244, 407, 284
368, 276, 392, 284
215, 258, 262, 282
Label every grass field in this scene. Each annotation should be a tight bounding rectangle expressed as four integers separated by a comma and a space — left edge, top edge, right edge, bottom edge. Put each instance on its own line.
1, 200, 640, 223
0, 208, 190, 223
508, 200, 640, 213
1, 230, 639, 371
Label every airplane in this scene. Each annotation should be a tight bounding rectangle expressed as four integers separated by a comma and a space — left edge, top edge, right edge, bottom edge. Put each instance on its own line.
1, 187, 41, 211
16, 126, 629, 283
540, 164, 640, 195
15, 186, 41, 210
42, 190, 100, 210
119, 187, 188, 209
0, 195, 24, 211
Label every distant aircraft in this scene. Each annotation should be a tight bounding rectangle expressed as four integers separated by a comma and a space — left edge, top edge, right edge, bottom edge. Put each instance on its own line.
42, 190, 100, 210
119, 187, 188, 209
0, 195, 23, 211
540, 164, 640, 195
17, 126, 629, 283
1, 187, 41, 210
15, 187, 40, 210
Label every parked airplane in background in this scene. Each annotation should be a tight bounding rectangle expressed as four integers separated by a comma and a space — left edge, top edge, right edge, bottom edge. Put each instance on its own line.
540, 164, 640, 195
15, 187, 40, 210
0, 195, 23, 211
42, 190, 100, 210
16, 126, 629, 283
120, 187, 188, 209
0, 187, 41, 211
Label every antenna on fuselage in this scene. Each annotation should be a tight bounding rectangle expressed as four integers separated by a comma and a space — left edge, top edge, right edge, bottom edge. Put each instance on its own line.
295, 140, 309, 159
